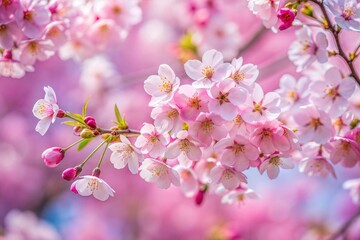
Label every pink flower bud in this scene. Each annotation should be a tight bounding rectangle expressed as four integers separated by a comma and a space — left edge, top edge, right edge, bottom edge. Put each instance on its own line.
56, 109, 65, 118
277, 8, 296, 31
92, 168, 101, 177
62, 167, 82, 181
70, 182, 78, 194
84, 116, 97, 129
195, 189, 206, 205
42, 147, 64, 168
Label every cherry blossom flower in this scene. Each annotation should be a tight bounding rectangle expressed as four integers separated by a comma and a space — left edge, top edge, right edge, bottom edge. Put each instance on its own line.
32, 86, 59, 135
173, 85, 209, 121
288, 27, 328, 72
310, 67, 356, 118
248, 0, 279, 28
109, 135, 144, 174
73, 175, 115, 201
135, 123, 170, 158
343, 178, 360, 204
94, 0, 142, 29
174, 165, 198, 197
14, 0, 51, 38
325, 0, 360, 31
139, 158, 180, 189
299, 156, 336, 178
184, 49, 231, 88
144, 64, 180, 107
0, 50, 33, 78
214, 135, 259, 171
293, 105, 335, 144
19, 39, 55, 65
209, 165, 247, 190
259, 154, 295, 179
0, 20, 21, 49
165, 130, 201, 167
228, 57, 259, 88
151, 104, 183, 137
227, 114, 250, 138
328, 137, 360, 168
188, 112, 226, 146
250, 121, 286, 154
276, 74, 310, 111
208, 79, 247, 120
43, 21, 67, 48
221, 185, 260, 205
194, 158, 217, 183
241, 83, 281, 123
86, 19, 123, 51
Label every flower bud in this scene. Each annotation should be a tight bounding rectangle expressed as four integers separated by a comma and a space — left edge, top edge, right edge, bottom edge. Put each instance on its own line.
277, 8, 296, 31
195, 189, 205, 206
84, 116, 97, 130
92, 168, 101, 177
42, 147, 64, 167
62, 166, 82, 181
80, 129, 95, 138
56, 109, 65, 118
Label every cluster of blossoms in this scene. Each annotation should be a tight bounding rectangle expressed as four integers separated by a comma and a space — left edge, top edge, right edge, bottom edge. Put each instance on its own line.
0, 0, 141, 78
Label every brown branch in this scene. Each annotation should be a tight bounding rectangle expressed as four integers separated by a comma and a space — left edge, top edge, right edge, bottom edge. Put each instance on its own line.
328, 207, 360, 240
237, 26, 267, 57
97, 128, 140, 135
309, 0, 360, 85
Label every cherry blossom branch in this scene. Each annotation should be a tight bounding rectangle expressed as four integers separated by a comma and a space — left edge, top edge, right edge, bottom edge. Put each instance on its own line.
237, 26, 267, 56
309, 0, 360, 85
328, 207, 360, 240
97, 128, 140, 136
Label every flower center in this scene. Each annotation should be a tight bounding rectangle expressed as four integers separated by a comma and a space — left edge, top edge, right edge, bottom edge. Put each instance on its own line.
269, 156, 281, 166
149, 135, 158, 143
202, 66, 214, 80
232, 143, 244, 154
23, 10, 34, 21
222, 169, 235, 180
87, 179, 99, 192
310, 118, 322, 130
200, 119, 214, 133
341, 6, 356, 20
28, 41, 39, 53
253, 102, 264, 114
188, 96, 202, 109
160, 77, 172, 93
179, 139, 191, 152
167, 109, 178, 119
217, 91, 229, 105
288, 91, 298, 101
112, 5, 122, 14
0, 25, 7, 33
231, 70, 245, 83
151, 164, 166, 177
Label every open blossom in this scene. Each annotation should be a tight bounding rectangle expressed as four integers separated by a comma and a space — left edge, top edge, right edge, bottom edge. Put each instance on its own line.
293, 105, 335, 144
32, 86, 60, 135
87, 19, 123, 51
14, 0, 51, 38
259, 154, 295, 179
174, 165, 198, 197
109, 135, 144, 174
144, 64, 180, 107
328, 137, 360, 168
288, 27, 328, 72
325, 0, 360, 31
184, 49, 231, 88
310, 67, 356, 118
73, 176, 115, 201
276, 74, 310, 111
208, 79, 247, 121
174, 85, 209, 121
0, 49, 34, 78
0, 20, 21, 50
214, 135, 259, 171
248, 0, 279, 28
221, 185, 260, 205
299, 156, 336, 178
188, 112, 226, 146
151, 104, 183, 137
229, 57, 259, 88
165, 130, 202, 167
343, 178, 360, 204
209, 165, 247, 190
139, 158, 180, 189
19, 39, 55, 65
135, 123, 170, 158
241, 83, 281, 123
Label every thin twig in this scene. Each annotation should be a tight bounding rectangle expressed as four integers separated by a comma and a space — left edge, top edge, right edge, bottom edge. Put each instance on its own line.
309, 0, 360, 85
237, 26, 267, 56
328, 207, 360, 240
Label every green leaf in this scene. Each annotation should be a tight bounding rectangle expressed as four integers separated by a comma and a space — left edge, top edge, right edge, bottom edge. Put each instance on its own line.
82, 98, 90, 117
114, 104, 122, 123
61, 121, 82, 127
77, 138, 94, 151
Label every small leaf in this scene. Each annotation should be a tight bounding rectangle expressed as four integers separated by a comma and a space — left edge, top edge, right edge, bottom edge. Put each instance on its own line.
77, 138, 94, 151
61, 121, 82, 127
114, 104, 122, 123
82, 98, 90, 117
